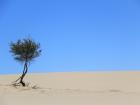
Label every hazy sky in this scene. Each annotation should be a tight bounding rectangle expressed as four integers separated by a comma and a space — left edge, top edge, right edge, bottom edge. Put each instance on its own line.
0, 0, 140, 74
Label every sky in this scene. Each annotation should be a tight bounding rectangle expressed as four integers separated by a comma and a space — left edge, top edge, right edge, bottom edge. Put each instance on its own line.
0, 0, 140, 74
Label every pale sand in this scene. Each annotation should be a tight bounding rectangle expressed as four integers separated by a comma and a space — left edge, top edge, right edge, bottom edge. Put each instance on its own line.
0, 71, 140, 105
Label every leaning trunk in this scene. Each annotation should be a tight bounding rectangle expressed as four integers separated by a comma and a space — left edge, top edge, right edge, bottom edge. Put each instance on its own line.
20, 61, 28, 86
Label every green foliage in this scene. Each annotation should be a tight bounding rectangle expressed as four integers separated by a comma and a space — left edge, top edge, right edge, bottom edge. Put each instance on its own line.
10, 38, 41, 62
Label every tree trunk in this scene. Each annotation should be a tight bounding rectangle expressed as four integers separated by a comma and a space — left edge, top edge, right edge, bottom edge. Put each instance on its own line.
20, 61, 28, 86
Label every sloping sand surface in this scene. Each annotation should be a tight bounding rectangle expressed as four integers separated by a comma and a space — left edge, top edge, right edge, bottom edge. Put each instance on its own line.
0, 71, 140, 105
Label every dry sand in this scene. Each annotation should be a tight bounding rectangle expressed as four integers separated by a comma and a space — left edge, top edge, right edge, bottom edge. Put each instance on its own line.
0, 71, 140, 105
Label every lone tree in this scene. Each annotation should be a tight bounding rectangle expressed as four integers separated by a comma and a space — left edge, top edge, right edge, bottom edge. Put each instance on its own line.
10, 38, 41, 86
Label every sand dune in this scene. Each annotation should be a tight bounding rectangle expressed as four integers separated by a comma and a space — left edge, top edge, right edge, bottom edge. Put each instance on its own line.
0, 71, 140, 105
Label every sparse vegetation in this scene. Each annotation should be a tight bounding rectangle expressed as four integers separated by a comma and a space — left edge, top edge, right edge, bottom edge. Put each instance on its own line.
10, 38, 41, 87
